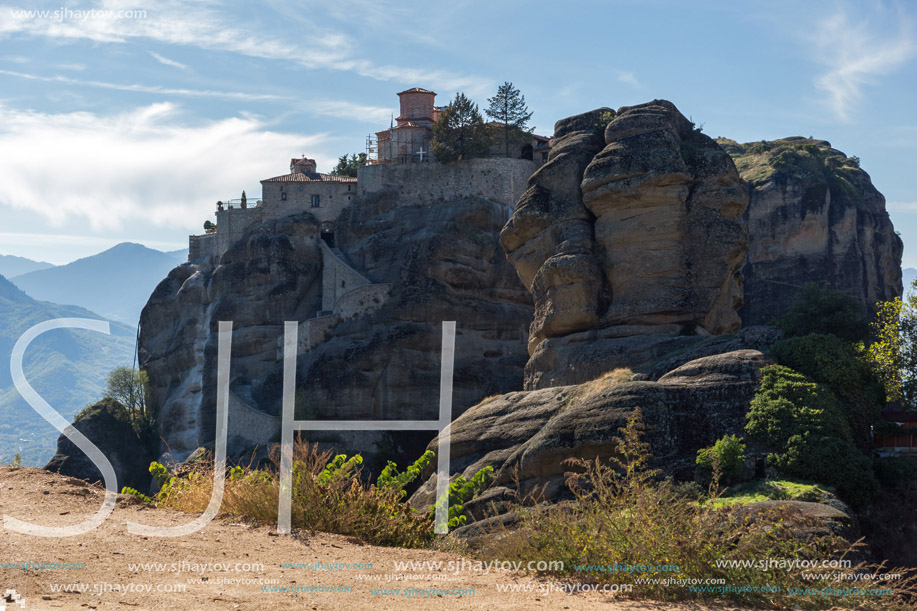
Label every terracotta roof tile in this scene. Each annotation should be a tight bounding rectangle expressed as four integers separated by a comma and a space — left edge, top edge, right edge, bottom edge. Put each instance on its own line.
261, 172, 356, 183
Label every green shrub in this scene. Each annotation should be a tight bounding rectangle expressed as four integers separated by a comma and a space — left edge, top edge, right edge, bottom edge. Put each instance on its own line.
780, 283, 869, 341
156, 445, 434, 547
121, 486, 153, 503
772, 333, 884, 449
874, 457, 917, 489
746, 365, 850, 446
747, 366, 876, 506
696, 434, 746, 484
377, 450, 434, 494
431, 466, 494, 528
772, 433, 876, 507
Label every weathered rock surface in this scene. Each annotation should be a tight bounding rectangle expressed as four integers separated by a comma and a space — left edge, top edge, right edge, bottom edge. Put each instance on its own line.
139, 198, 532, 467
719, 137, 902, 324
140, 213, 324, 463
582, 101, 749, 333
502, 100, 749, 389
500, 108, 612, 355
44, 398, 155, 491
410, 349, 769, 510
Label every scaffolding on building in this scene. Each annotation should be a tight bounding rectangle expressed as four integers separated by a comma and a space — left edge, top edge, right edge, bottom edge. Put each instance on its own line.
365, 134, 379, 164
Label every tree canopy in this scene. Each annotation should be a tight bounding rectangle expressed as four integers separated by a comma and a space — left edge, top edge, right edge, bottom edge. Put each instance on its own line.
104, 366, 151, 433
431, 93, 491, 162
331, 152, 368, 177
868, 279, 917, 407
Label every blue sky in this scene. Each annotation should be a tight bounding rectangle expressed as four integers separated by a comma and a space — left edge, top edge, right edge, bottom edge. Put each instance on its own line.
0, 0, 914, 265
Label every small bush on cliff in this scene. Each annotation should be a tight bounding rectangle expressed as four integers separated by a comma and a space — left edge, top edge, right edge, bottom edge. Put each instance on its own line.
696, 434, 746, 485
779, 283, 869, 342
479, 409, 914, 608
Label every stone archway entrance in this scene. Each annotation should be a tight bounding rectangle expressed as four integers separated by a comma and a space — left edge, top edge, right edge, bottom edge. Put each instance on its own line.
320, 223, 335, 248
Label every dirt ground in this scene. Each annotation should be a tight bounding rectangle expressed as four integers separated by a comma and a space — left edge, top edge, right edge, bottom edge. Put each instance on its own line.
0, 466, 754, 610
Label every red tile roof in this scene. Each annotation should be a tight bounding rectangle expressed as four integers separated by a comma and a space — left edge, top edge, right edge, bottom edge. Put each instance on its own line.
261, 172, 356, 183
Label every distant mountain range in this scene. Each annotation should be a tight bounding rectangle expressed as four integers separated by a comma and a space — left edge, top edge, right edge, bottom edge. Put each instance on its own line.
11, 243, 187, 325
0, 273, 135, 466
0, 253, 54, 278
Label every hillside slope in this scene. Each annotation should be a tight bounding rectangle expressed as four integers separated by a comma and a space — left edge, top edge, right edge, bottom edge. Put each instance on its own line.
0, 274, 134, 465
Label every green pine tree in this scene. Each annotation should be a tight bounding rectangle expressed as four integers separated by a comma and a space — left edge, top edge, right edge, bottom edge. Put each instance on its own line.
485, 81, 533, 157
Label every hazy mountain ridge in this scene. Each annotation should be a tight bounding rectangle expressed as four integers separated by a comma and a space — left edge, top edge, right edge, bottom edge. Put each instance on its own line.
0, 253, 54, 278
11, 243, 187, 325
0, 273, 134, 466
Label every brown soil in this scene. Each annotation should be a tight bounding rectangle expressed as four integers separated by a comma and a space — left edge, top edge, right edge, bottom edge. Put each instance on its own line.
0, 466, 752, 610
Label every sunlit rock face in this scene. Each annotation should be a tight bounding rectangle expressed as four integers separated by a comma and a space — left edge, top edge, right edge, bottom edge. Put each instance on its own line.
503, 100, 749, 389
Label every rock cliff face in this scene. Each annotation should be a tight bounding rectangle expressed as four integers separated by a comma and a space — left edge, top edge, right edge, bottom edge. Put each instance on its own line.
502, 100, 749, 389
139, 198, 532, 466
140, 213, 323, 463
719, 137, 902, 325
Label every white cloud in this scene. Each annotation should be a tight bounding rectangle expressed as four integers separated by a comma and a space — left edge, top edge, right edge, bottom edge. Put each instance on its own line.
0, 0, 488, 93
306, 99, 394, 124
810, 7, 916, 121
887, 201, 917, 213
0, 103, 334, 231
148, 51, 189, 71
0, 67, 289, 100
616, 70, 642, 88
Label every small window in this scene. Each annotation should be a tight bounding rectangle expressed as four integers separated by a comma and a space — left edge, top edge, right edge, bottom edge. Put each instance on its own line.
311, 194, 320, 207
281, 192, 287, 201
541, 152, 548, 163
347, 184, 351, 191
299, 185, 303, 191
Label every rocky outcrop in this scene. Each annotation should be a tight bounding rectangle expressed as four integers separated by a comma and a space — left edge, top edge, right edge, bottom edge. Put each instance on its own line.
719, 137, 902, 324
582, 101, 749, 333
502, 101, 749, 389
140, 213, 324, 464
410, 349, 770, 510
139, 197, 532, 467
500, 108, 612, 354
44, 398, 155, 491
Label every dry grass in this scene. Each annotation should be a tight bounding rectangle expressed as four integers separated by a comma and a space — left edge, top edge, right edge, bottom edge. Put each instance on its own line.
477, 410, 917, 609
157, 443, 433, 547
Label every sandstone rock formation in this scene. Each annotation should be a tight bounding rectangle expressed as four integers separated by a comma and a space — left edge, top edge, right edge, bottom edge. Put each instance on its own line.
502, 100, 749, 389
411, 349, 769, 510
139, 198, 532, 466
500, 108, 611, 355
719, 137, 902, 325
